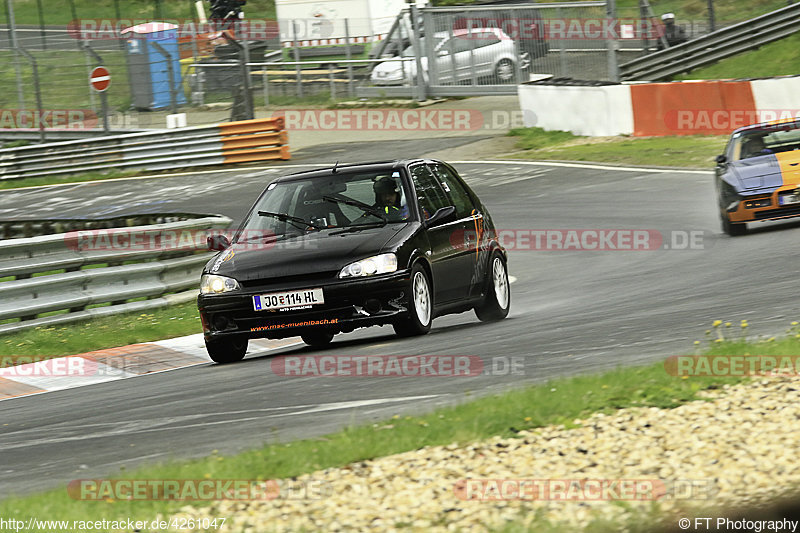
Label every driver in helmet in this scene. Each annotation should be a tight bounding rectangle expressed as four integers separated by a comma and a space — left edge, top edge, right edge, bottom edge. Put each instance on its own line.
373, 177, 409, 221
741, 134, 772, 159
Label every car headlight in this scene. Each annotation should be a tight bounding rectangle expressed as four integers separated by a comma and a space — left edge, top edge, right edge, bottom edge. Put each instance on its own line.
339, 253, 398, 278
200, 274, 240, 294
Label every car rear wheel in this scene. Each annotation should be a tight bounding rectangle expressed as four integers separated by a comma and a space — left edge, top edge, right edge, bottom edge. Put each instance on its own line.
721, 214, 747, 236
301, 331, 335, 347
393, 263, 432, 337
495, 59, 516, 83
475, 252, 510, 322
205, 337, 248, 364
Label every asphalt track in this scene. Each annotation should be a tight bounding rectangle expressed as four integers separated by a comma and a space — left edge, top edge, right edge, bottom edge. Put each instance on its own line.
3, 139, 800, 497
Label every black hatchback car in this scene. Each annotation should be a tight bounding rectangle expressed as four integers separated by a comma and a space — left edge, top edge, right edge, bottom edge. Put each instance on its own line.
197, 159, 510, 363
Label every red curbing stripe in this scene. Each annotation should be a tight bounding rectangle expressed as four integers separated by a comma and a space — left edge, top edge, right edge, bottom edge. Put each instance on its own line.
631, 80, 756, 136
0, 377, 46, 399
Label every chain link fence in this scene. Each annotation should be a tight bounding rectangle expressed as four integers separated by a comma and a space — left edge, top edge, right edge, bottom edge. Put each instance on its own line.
0, 0, 792, 140
0, 0, 219, 137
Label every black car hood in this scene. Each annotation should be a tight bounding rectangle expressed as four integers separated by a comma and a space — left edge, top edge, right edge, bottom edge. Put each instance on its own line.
728, 155, 783, 190
206, 224, 407, 280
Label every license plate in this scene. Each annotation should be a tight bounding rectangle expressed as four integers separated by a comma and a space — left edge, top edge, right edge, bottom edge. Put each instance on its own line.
253, 288, 324, 311
780, 194, 800, 206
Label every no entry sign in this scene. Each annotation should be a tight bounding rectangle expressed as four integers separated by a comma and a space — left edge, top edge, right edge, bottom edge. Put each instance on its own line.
89, 66, 111, 92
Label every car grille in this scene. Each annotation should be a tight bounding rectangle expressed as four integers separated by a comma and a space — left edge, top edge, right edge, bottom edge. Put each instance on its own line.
754, 206, 800, 220
240, 271, 338, 290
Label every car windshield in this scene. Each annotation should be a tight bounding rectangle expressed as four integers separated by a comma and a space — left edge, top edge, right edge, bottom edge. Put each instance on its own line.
235, 170, 411, 242
401, 36, 444, 57
734, 124, 800, 160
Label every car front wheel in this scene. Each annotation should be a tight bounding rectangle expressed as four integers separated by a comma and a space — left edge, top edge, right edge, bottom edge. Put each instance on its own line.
206, 337, 248, 364
393, 263, 433, 337
475, 252, 510, 322
301, 331, 335, 347
721, 214, 747, 236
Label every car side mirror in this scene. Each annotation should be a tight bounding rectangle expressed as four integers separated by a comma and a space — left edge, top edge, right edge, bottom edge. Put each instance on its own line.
207, 234, 231, 251
716, 154, 727, 165
424, 206, 456, 228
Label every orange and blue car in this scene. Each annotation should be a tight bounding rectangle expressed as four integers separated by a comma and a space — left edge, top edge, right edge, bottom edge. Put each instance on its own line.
715, 117, 800, 236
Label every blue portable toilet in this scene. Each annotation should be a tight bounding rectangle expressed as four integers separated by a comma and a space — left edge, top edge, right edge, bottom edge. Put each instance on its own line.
122, 22, 188, 110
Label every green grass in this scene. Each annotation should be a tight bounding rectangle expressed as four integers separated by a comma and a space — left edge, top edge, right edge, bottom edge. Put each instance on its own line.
0, 352, 751, 531
428, 0, 789, 22
507, 127, 727, 167
0, 50, 131, 112
677, 31, 800, 80
0, 301, 201, 361
0, 169, 142, 190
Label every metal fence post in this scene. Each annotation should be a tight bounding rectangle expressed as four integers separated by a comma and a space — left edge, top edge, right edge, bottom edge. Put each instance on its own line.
328, 63, 335, 100
221, 32, 254, 119
344, 18, 354, 97
467, 15, 478, 86
68, 0, 81, 50
447, 16, 457, 85
707, 0, 716, 32
410, 2, 427, 101
292, 20, 304, 98
606, 0, 620, 82
242, 38, 253, 115
84, 47, 97, 112
154, 0, 165, 20
6, 0, 25, 110
557, 6, 568, 78
16, 47, 45, 143
3, 0, 11, 49
36, 0, 46, 50
507, 9, 523, 84
262, 68, 269, 106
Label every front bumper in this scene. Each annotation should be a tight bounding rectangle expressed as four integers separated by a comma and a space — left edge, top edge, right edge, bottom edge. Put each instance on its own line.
726, 185, 800, 223
198, 270, 410, 341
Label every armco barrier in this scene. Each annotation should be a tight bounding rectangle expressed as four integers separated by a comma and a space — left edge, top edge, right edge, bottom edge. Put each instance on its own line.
0, 215, 231, 334
0, 117, 289, 180
518, 76, 800, 137
619, 3, 800, 81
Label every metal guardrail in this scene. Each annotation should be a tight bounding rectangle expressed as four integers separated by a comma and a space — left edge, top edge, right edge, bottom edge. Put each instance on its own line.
0, 215, 231, 334
0, 117, 289, 180
619, 3, 800, 81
